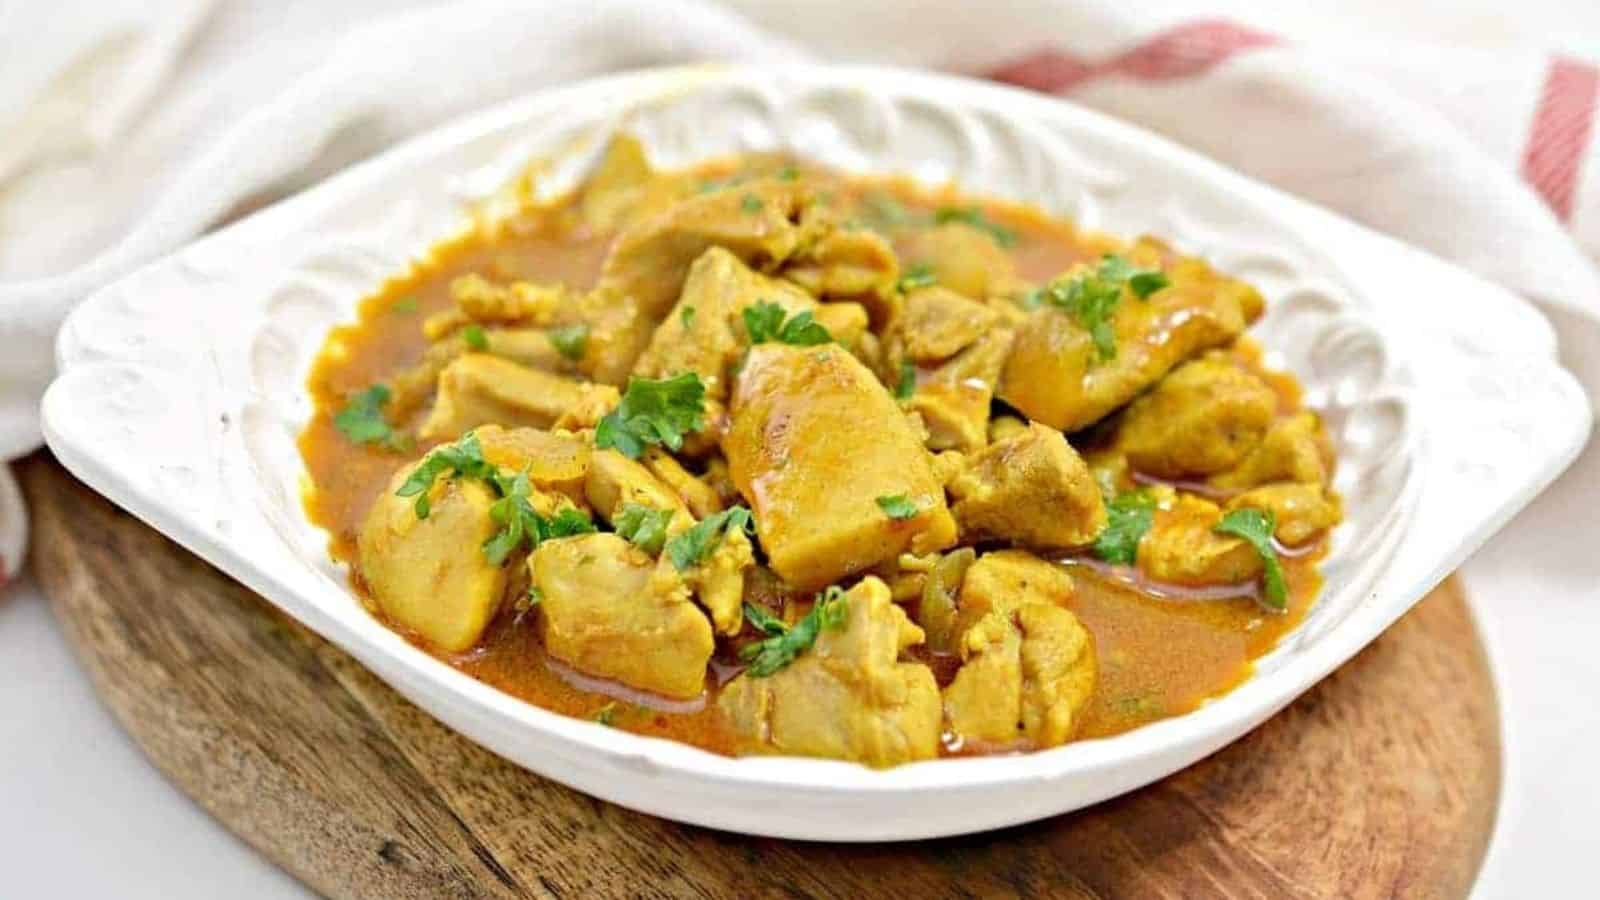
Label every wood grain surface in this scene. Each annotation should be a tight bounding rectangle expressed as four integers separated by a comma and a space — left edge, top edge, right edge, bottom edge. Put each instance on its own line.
19, 452, 1500, 899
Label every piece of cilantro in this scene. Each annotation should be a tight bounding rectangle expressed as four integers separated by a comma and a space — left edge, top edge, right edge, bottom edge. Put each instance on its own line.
594, 373, 707, 459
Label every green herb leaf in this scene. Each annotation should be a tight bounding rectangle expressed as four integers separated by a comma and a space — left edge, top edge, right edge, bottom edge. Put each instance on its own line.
391, 296, 419, 314
777, 310, 831, 346
876, 494, 919, 520
593, 702, 618, 726
1128, 271, 1171, 299
777, 165, 800, 182
396, 431, 495, 518
738, 586, 849, 677
665, 506, 753, 572
932, 206, 1018, 247
742, 302, 786, 344
1093, 491, 1157, 566
1039, 255, 1168, 362
742, 602, 789, 637
542, 507, 597, 539
395, 432, 592, 561
333, 384, 409, 451
896, 262, 937, 293
1213, 507, 1288, 610
742, 301, 833, 347
741, 193, 763, 214
895, 359, 917, 401
547, 323, 588, 361
462, 324, 489, 351
680, 305, 696, 329
595, 373, 707, 459
614, 503, 674, 555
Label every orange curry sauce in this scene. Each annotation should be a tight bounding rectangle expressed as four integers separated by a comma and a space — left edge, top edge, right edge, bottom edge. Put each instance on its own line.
299, 160, 1326, 756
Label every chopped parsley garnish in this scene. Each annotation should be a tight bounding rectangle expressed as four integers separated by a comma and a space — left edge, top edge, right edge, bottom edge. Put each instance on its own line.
391, 296, 419, 314
462, 323, 489, 351
876, 494, 920, 520
741, 301, 833, 346
742, 601, 788, 636
396, 431, 495, 518
544, 507, 599, 539
895, 359, 917, 401
593, 702, 618, 726
333, 384, 409, 451
896, 262, 937, 293
1129, 271, 1171, 299
1213, 507, 1288, 610
665, 506, 753, 572
933, 206, 1018, 247
481, 473, 596, 566
1039, 254, 1169, 362
546, 323, 588, 361
614, 503, 674, 555
395, 431, 595, 562
777, 165, 800, 181
740, 193, 764, 213
595, 373, 707, 459
738, 586, 849, 677
1093, 490, 1157, 565
680, 305, 696, 329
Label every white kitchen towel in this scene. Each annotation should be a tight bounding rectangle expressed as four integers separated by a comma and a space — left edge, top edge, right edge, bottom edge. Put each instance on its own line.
0, 0, 1595, 597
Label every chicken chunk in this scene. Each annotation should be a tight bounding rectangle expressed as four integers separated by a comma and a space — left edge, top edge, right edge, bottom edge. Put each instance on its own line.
423, 274, 566, 337
584, 449, 694, 529
717, 577, 941, 766
357, 465, 507, 653
473, 424, 592, 506
1227, 483, 1342, 546
898, 222, 1018, 301
1115, 356, 1278, 478
420, 355, 619, 440
682, 527, 755, 636
895, 286, 999, 363
578, 134, 657, 231
954, 549, 1076, 636
597, 179, 810, 320
943, 602, 1096, 749
586, 448, 747, 633
642, 448, 724, 519
631, 247, 817, 400
1210, 412, 1334, 491
531, 533, 713, 699
782, 216, 900, 322
724, 344, 958, 591
1137, 494, 1262, 586
998, 249, 1263, 432
906, 327, 1015, 452
947, 424, 1106, 549
567, 287, 656, 386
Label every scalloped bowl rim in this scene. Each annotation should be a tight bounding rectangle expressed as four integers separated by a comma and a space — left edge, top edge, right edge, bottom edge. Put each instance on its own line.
39, 64, 1591, 836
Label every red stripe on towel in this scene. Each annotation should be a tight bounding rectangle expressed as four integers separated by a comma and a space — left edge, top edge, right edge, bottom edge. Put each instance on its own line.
985, 20, 1281, 94
1521, 56, 1600, 222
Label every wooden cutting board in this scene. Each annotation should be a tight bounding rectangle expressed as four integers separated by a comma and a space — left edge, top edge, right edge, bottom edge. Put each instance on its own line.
18, 451, 1500, 899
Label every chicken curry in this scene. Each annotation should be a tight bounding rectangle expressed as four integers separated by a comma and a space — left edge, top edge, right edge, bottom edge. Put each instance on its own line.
299, 136, 1341, 767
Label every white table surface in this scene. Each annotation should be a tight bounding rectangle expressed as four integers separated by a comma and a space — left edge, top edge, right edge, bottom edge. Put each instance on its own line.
4, 2, 1600, 898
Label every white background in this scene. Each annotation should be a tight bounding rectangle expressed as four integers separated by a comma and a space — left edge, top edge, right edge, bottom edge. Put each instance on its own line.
3, 2, 1598, 897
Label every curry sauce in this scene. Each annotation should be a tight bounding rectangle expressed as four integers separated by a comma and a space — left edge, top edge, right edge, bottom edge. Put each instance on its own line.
300, 140, 1334, 763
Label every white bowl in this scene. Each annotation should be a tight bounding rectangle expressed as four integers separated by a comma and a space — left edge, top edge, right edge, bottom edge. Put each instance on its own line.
41, 65, 1591, 841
